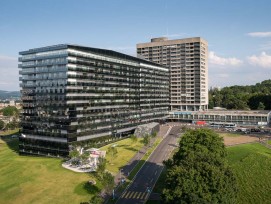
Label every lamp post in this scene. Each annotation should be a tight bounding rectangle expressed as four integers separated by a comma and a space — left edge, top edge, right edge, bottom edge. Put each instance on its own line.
120, 168, 123, 184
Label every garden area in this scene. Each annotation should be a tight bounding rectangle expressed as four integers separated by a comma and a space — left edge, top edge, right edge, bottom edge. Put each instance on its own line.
100, 137, 144, 174
0, 133, 147, 204
0, 136, 101, 204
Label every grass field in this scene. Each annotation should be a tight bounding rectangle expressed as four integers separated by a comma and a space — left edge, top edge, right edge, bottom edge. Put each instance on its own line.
267, 140, 271, 145
0, 128, 19, 136
100, 138, 144, 174
0, 137, 101, 204
150, 142, 271, 204
226, 143, 271, 203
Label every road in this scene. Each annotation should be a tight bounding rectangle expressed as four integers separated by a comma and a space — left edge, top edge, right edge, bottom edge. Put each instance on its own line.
114, 126, 170, 185
116, 126, 181, 204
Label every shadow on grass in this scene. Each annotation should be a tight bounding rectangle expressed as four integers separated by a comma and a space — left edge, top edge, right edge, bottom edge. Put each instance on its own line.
74, 181, 100, 196
1, 136, 20, 154
124, 146, 138, 152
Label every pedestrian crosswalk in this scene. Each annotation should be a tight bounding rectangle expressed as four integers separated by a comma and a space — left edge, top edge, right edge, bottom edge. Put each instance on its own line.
121, 191, 148, 200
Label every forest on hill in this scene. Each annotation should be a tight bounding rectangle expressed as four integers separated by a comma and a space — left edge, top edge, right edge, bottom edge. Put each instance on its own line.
209, 79, 271, 110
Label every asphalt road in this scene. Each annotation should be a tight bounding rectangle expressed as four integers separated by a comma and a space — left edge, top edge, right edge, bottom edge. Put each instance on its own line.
116, 126, 181, 204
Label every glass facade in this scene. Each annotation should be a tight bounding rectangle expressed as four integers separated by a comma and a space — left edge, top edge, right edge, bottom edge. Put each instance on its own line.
19, 44, 169, 157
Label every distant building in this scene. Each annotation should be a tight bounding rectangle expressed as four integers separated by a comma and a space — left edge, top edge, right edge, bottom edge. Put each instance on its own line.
137, 37, 208, 111
9, 100, 15, 106
19, 44, 169, 157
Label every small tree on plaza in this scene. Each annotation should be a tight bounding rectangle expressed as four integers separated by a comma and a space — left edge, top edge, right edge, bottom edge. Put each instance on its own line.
107, 146, 118, 164
130, 134, 138, 143
143, 135, 150, 147
96, 157, 106, 175
151, 131, 157, 138
101, 172, 115, 195
80, 152, 90, 165
69, 149, 80, 159
89, 195, 103, 204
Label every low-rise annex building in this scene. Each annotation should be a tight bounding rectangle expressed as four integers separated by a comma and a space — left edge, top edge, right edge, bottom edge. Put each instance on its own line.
168, 110, 271, 126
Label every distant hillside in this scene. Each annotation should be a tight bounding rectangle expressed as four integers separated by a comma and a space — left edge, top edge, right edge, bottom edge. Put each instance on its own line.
0, 90, 20, 100
209, 79, 271, 110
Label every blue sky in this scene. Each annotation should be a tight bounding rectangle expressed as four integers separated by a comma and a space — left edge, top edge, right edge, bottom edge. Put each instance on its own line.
0, 0, 271, 90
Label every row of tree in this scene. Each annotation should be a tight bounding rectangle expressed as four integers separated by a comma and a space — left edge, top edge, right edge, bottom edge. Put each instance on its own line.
209, 79, 271, 110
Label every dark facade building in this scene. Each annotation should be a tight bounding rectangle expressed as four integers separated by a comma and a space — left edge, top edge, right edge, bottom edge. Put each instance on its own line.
19, 44, 169, 157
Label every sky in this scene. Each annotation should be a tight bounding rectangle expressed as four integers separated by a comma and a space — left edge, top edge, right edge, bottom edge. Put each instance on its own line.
0, 0, 271, 91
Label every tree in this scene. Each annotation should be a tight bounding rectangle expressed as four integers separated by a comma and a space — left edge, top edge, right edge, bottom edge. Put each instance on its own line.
162, 128, 237, 204
151, 131, 157, 138
96, 157, 106, 175
107, 146, 118, 164
130, 134, 138, 143
143, 135, 150, 147
101, 172, 115, 194
69, 149, 80, 158
209, 79, 271, 110
89, 195, 103, 204
0, 120, 4, 130
1, 106, 19, 116
257, 102, 265, 110
80, 152, 90, 165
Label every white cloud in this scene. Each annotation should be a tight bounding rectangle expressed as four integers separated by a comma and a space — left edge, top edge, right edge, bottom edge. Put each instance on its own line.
247, 32, 271, 37
247, 52, 271, 68
209, 51, 243, 66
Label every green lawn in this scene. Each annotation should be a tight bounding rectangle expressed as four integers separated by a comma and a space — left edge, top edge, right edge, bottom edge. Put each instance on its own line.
267, 140, 271, 145
227, 143, 271, 204
0, 138, 101, 204
151, 142, 271, 204
100, 138, 144, 174
0, 128, 19, 136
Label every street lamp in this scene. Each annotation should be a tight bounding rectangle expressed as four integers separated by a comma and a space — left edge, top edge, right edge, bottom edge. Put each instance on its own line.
120, 168, 122, 184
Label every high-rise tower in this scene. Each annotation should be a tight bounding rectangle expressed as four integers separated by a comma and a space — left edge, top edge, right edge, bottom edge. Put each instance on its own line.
137, 37, 208, 111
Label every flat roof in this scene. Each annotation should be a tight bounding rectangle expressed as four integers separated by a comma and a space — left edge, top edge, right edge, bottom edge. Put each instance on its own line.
137, 37, 208, 48
19, 44, 168, 69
